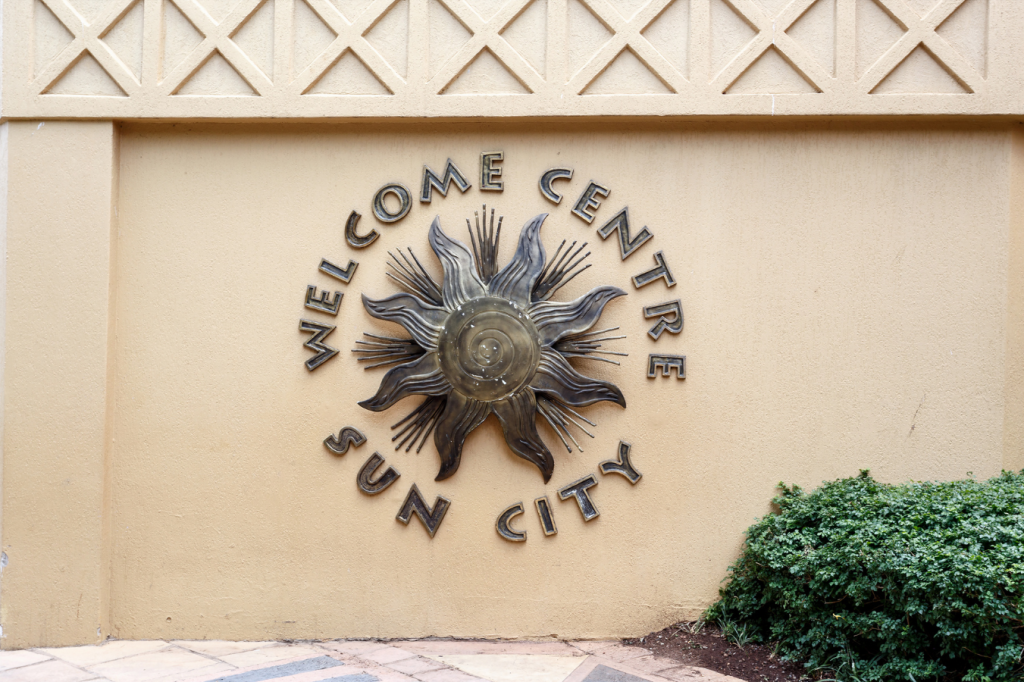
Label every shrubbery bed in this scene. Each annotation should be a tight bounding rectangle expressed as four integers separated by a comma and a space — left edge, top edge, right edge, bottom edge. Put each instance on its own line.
707, 470, 1024, 681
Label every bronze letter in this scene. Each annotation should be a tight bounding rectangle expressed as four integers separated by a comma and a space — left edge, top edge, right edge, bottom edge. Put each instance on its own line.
571, 181, 610, 224
632, 251, 676, 289
345, 210, 379, 249
420, 159, 471, 203
319, 258, 358, 283
372, 183, 412, 223
357, 452, 400, 494
496, 502, 527, 541
396, 484, 451, 537
647, 354, 685, 380
643, 300, 683, 340
480, 152, 504, 191
534, 496, 558, 536
324, 426, 367, 455
304, 285, 342, 315
599, 441, 642, 484
298, 319, 339, 371
558, 474, 600, 521
598, 207, 653, 260
539, 168, 573, 204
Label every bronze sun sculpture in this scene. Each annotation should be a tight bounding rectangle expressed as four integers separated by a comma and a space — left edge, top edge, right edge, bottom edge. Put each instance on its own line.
355, 209, 627, 483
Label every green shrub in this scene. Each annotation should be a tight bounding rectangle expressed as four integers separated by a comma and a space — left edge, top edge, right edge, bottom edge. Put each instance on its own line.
706, 470, 1024, 681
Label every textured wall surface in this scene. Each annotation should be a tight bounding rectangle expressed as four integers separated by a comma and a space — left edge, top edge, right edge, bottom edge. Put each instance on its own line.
0, 122, 118, 648
62, 122, 1009, 645
4, 0, 1024, 117
2, 0, 1023, 651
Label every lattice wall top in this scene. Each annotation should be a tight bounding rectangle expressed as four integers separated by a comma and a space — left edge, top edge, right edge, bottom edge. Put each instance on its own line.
4, 0, 1022, 118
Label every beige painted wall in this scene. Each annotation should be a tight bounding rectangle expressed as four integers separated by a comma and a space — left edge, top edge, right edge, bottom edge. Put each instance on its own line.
1, 120, 1021, 648
108, 122, 1019, 642
0, 122, 118, 648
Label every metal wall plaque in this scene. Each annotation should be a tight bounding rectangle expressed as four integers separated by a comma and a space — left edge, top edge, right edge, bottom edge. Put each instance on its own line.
300, 152, 687, 541
356, 210, 627, 484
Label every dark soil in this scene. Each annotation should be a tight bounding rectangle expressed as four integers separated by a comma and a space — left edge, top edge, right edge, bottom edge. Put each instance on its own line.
624, 622, 818, 682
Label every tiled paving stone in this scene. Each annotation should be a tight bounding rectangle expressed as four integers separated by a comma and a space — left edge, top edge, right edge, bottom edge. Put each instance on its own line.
0, 651, 52, 673
219, 647, 324, 669
401, 642, 582, 656
0, 658, 106, 681
564, 642, 619, 655
87, 647, 226, 682
424, 653, 586, 682
360, 648, 415, 666
580, 665, 656, 682
40, 641, 172, 667
204, 656, 346, 682
318, 643, 390, 657
0, 639, 747, 682
172, 643, 275, 658
381, 657, 443, 675
409, 669, 488, 682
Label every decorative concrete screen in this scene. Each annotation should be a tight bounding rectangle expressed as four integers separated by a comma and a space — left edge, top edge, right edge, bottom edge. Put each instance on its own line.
0, 0, 1023, 653
7, 0, 1024, 116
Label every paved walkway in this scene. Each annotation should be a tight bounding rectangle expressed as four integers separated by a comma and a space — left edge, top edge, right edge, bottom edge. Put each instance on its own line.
0, 639, 744, 682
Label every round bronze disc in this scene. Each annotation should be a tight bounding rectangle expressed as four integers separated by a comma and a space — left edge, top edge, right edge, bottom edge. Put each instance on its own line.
437, 297, 541, 402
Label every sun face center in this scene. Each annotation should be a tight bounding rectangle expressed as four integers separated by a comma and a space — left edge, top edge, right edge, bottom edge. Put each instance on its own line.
438, 297, 541, 402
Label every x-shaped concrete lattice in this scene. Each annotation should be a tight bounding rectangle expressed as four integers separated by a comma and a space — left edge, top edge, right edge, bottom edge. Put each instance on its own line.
857, 0, 981, 93
34, 0, 142, 95
708, 0, 831, 93
31, 0, 983, 100
160, 0, 273, 95
713, 0, 979, 94
568, 0, 685, 94
291, 0, 406, 94
427, 0, 547, 93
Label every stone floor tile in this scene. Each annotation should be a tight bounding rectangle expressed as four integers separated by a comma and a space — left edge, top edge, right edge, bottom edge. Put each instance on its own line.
218, 645, 321, 668
424, 653, 586, 682
1, 659, 104, 682
371, 671, 419, 682
360, 646, 416, 665
401, 641, 580, 656
577, 663, 659, 682
0, 650, 51, 672
171, 641, 274, 658
561, 657, 601, 682
248, 666, 369, 682
87, 647, 221, 682
650, 665, 725, 681
40, 641, 171, 667
565, 642, 618, 655
586, 646, 652, 663
320, 641, 391, 657
146, 661, 235, 682
412, 669, 488, 682
384, 656, 444, 675
190, 653, 346, 681
618, 656, 679, 675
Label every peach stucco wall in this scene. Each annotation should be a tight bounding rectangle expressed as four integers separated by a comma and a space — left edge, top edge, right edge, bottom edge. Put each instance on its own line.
2, 0, 1023, 651
1, 119, 1020, 647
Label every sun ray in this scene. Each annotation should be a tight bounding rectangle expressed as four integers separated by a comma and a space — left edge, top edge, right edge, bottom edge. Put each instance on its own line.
554, 326, 628, 365
468, 205, 502, 284
391, 396, 446, 452
534, 240, 591, 301
386, 249, 443, 306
